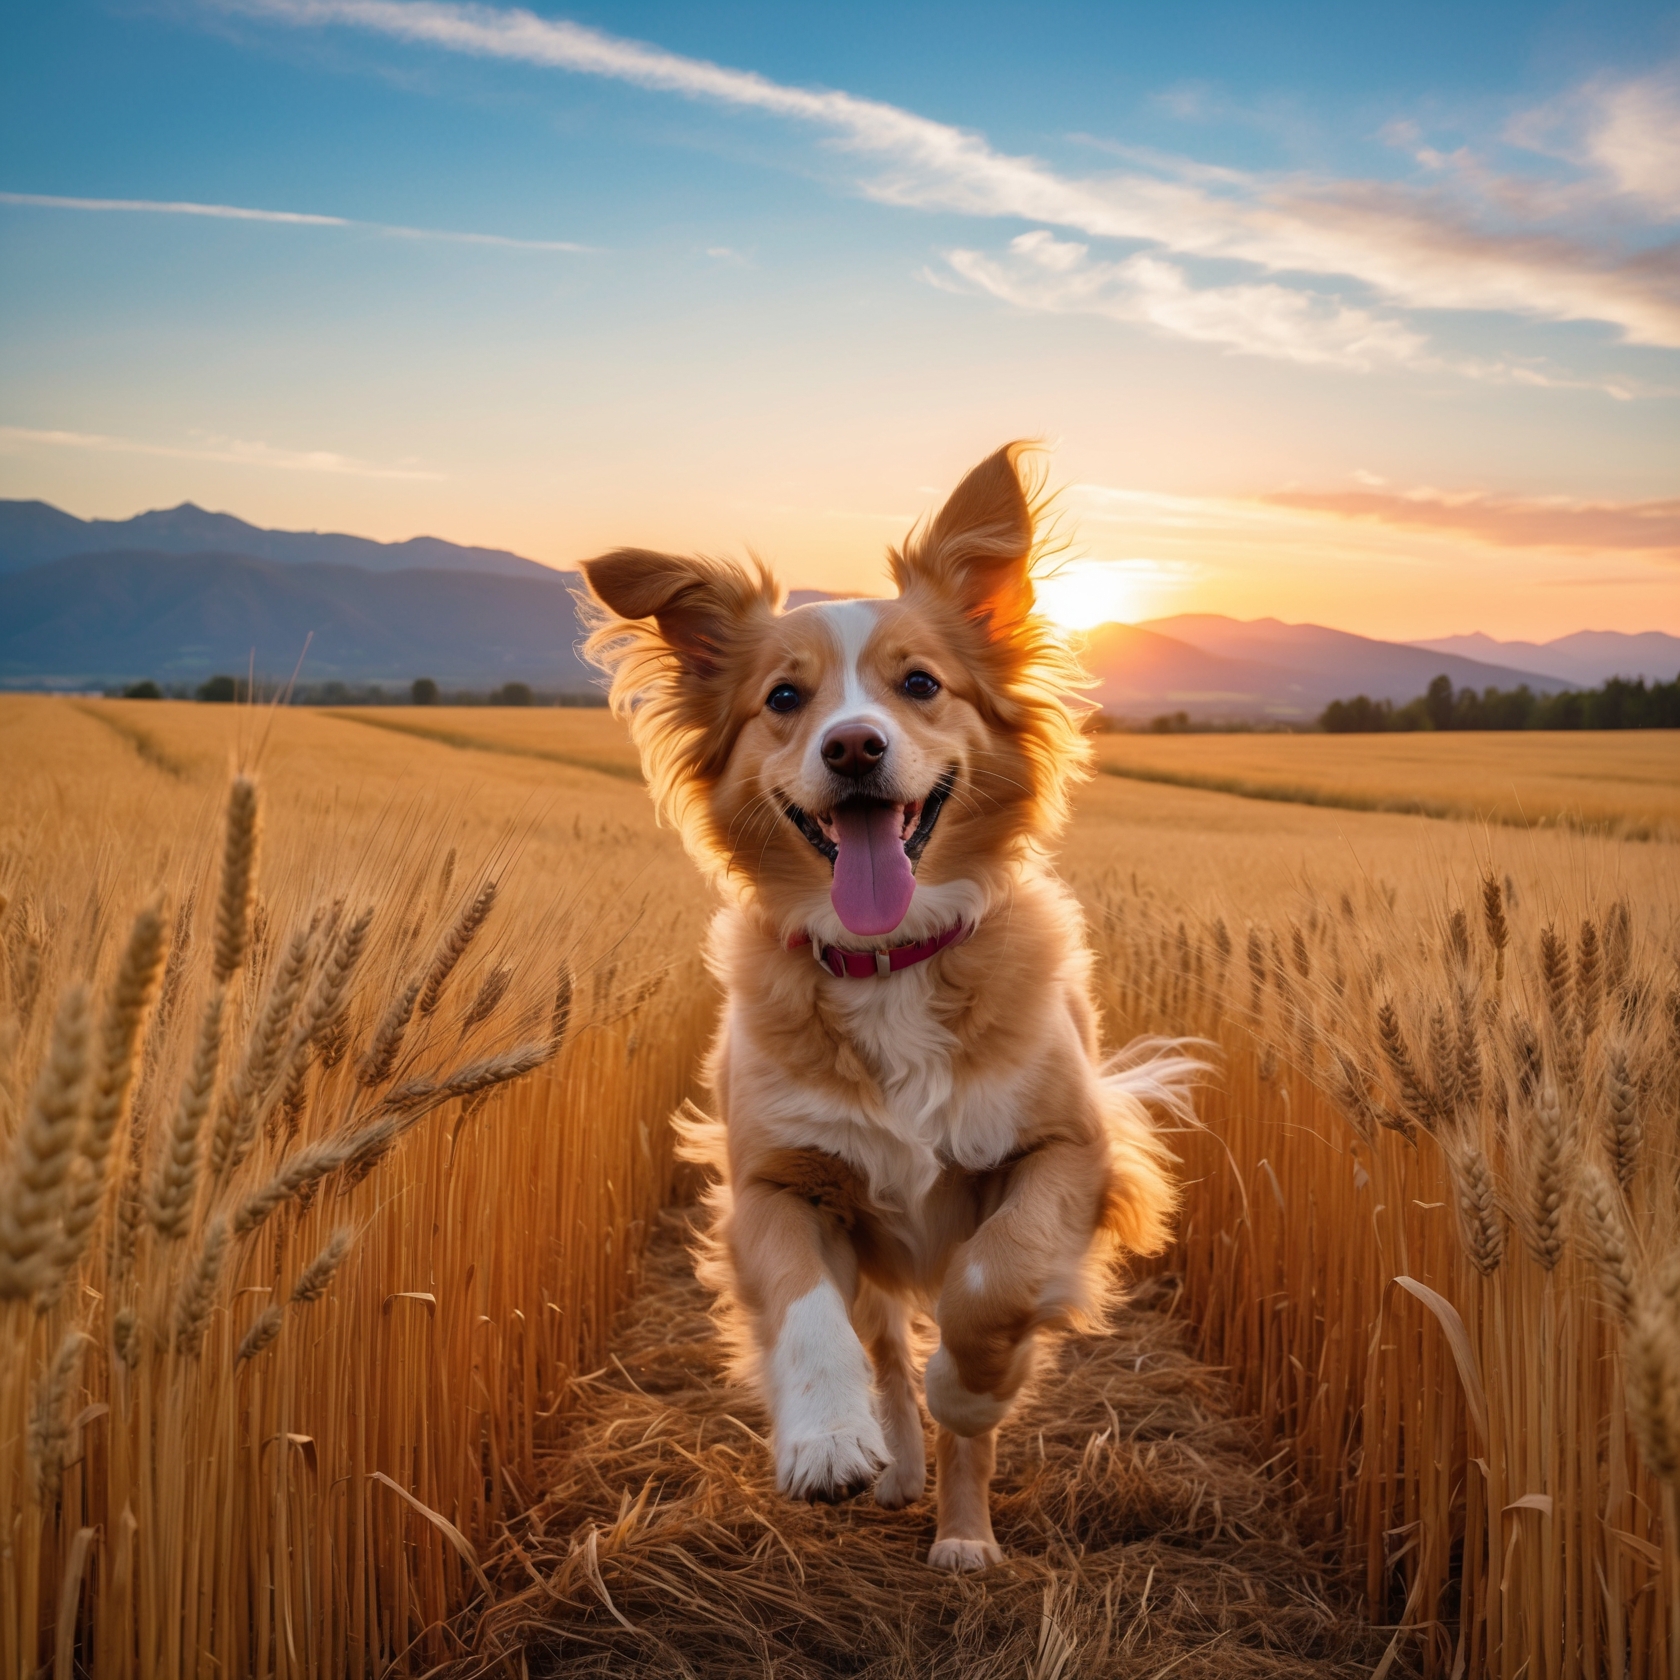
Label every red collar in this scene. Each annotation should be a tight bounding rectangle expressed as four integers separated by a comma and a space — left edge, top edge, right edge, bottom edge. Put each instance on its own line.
787, 920, 969, 979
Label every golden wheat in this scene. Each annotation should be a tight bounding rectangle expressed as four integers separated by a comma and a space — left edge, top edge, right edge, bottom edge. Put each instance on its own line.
4, 692, 1672, 1676
1074, 826, 1679, 1680
1, 696, 708, 1676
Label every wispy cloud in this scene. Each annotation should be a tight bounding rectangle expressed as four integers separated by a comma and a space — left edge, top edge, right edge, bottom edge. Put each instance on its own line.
942, 231, 1430, 370
0, 190, 593, 250
224, 1, 1680, 355
939, 231, 1652, 391
0, 424, 442, 480
1261, 487, 1680, 555
1508, 69, 1680, 219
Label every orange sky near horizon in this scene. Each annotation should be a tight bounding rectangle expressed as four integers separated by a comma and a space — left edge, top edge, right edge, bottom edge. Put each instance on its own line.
4, 432, 1673, 643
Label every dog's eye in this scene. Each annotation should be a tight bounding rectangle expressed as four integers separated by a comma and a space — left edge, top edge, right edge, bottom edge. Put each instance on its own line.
902, 670, 940, 700
766, 683, 802, 714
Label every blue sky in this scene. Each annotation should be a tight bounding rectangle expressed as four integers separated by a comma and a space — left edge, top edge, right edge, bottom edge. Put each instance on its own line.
2, 0, 1677, 638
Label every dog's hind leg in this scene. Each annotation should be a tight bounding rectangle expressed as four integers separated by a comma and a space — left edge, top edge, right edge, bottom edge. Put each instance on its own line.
854, 1282, 926, 1508
928, 1426, 1002, 1572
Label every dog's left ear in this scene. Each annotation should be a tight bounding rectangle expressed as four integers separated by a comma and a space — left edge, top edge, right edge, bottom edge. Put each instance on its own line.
580, 549, 774, 679
890, 442, 1039, 639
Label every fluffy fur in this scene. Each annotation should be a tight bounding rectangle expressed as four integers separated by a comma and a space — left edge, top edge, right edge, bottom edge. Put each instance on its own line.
582, 443, 1194, 1573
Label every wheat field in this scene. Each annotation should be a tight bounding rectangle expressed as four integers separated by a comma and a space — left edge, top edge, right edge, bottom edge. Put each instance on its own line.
1092, 729, 1680, 840
3, 695, 1677, 1677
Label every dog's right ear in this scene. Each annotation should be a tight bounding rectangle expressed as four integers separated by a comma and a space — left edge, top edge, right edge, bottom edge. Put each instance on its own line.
581, 549, 775, 680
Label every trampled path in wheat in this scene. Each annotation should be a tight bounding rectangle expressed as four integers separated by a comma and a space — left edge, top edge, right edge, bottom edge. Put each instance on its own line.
447, 1207, 1385, 1679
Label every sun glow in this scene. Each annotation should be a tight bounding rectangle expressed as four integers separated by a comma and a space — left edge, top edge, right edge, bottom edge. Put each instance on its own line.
1034, 559, 1149, 630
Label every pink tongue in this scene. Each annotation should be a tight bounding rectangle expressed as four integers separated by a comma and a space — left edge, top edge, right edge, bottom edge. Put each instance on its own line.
830, 802, 916, 936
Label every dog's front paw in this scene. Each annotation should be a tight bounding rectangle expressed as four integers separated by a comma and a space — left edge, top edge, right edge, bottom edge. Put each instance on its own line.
776, 1422, 886, 1503
928, 1537, 1003, 1573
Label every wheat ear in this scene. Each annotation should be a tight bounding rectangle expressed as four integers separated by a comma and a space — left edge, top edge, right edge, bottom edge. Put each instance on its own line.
148, 986, 227, 1239
357, 979, 421, 1087
0, 985, 92, 1301
1579, 1166, 1636, 1323
112, 1308, 142, 1371
550, 963, 574, 1051
1482, 874, 1508, 983
206, 926, 313, 1182
175, 1216, 230, 1354
1604, 1040, 1642, 1190
48, 903, 168, 1285
1628, 1251, 1680, 1484
1576, 919, 1603, 1040
1378, 1000, 1440, 1132
212, 777, 259, 984
291, 1227, 355, 1303
28, 1328, 88, 1502
460, 963, 514, 1035
231, 1137, 360, 1237
419, 880, 497, 1016
1524, 1079, 1568, 1271
1451, 1144, 1505, 1276
234, 1304, 285, 1365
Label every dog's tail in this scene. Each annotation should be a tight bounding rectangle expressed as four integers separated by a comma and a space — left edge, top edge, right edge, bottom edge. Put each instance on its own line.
1096, 1035, 1216, 1258
1101, 1035, 1214, 1123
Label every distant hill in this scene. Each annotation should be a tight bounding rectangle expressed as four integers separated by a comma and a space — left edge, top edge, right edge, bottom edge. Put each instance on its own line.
0, 550, 595, 689
1088, 614, 1574, 722
0, 499, 555, 580
1409, 630, 1680, 687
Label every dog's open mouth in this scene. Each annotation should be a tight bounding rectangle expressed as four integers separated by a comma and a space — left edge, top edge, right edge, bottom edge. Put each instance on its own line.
782, 768, 956, 938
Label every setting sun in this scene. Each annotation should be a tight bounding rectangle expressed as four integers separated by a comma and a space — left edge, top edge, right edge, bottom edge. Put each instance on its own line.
1035, 558, 1151, 629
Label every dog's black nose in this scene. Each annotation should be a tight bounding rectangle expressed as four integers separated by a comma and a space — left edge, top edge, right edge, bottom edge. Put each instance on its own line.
822, 723, 887, 778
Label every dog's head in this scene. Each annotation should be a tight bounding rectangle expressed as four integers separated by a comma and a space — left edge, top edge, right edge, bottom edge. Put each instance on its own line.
580, 443, 1091, 942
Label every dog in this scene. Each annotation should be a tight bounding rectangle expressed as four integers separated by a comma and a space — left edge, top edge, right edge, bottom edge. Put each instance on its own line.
580, 443, 1192, 1572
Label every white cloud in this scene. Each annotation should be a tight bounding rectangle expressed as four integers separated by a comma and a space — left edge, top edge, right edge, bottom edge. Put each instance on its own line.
0, 425, 443, 479
0, 190, 592, 250
1584, 72, 1680, 216
226, 3, 1680, 351
944, 230, 1430, 369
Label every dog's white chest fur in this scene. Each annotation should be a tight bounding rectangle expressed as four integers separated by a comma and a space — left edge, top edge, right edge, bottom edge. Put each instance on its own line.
728, 965, 1038, 1214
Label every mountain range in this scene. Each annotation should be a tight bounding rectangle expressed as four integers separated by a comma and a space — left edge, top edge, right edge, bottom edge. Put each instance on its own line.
0, 498, 550, 580
1408, 630, 1680, 688
0, 498, 1672, 713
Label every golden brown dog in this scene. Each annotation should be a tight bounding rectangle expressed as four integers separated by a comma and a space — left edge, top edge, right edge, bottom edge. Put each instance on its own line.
581, 443, 1193, 1571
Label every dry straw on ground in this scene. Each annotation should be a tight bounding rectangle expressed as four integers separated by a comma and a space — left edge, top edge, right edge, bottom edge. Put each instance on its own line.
446, 1208, 1382, 1680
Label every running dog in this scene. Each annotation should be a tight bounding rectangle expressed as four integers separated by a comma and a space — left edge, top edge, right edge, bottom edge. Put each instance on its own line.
580, 443, 1191, 1571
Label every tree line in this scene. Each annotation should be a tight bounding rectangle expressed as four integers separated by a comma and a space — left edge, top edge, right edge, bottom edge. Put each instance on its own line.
1321, 672, 1679, 733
